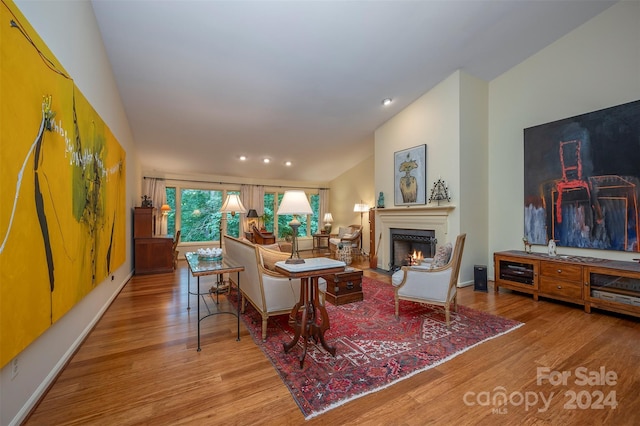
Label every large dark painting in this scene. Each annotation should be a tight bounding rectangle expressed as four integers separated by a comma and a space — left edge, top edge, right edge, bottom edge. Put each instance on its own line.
524, 100, 640, 252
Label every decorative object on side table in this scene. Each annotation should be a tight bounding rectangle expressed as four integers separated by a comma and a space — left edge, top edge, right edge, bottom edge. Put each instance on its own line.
428, 177, 451, 205
197, 247, 223, 261
523, 236, 532, 253
141, 195, 153, 207
277, 190, 313, 264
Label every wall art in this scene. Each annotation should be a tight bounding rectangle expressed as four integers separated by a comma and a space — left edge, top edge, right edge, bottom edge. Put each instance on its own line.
524, 100, 640, 252
0, 1, 126, 368
394, 144, 427, 206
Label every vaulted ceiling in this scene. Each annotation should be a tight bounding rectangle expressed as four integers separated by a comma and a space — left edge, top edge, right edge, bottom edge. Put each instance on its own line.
91, 0, 616, 182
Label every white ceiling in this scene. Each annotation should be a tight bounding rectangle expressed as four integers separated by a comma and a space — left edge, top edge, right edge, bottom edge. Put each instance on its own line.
91, 0, 616, 183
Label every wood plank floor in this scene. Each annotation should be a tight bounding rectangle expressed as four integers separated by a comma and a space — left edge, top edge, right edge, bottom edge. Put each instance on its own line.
26, 256, 640, 425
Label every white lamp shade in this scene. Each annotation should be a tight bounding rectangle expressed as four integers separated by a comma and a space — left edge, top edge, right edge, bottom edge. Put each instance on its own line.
220, 194, 247, 214
354, 203, 369, 213
323, 212, 334, 223
277, 190, 312, 215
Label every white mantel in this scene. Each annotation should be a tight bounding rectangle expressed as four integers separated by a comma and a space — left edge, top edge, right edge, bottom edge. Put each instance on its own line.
374, 205, 455, 270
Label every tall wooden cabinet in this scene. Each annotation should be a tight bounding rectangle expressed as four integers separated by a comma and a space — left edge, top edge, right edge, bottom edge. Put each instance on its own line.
494, 250, 640, 318
133, 207, 173, 275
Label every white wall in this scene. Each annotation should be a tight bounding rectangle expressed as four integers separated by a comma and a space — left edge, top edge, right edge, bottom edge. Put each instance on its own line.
0, 2, 138, 425
329, 155, 375, 252
488, 0, 640, 277
375, 70, 488, 283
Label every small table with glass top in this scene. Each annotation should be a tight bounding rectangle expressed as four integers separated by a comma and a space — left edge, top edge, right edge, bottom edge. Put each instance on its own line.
185, 252, 244, 351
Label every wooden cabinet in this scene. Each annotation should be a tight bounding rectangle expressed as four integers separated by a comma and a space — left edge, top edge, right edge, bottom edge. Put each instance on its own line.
133, 207, 173, 275
494, 250, 640, 318
539, 260, 583, 304
134, 237, 173, 275
134, 207, 155, 237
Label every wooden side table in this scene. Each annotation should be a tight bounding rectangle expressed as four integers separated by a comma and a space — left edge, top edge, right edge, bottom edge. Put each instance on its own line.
312, 233, 330, 253
275, 258, 345, 368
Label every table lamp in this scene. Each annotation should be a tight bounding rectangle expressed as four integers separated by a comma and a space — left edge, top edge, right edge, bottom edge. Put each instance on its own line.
277, 190, 312, 264
246, 208, 259, 229
323, 212, 333, 234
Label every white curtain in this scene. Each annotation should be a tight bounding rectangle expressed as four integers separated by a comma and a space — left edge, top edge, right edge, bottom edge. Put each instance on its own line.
319, 188, 329, 232
142, 178, 166, 235
240, 185, 264, 235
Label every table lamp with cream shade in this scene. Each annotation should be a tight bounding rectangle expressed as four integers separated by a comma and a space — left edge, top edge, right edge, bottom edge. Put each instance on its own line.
219, 193, 246, 248
277, 190, 313, 264
323, 212, 334, 234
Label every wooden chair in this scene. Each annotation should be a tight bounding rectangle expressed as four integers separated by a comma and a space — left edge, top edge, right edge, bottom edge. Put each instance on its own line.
252, 225, 276, 245
328, 225, 362, 258
172, 230, 181, 269
391, 234, 466, 326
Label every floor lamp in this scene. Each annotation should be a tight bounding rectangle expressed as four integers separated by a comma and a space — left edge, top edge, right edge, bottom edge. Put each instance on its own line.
353, 201, 369, 258
214, 194, 246, 294
277, 190, 313, 264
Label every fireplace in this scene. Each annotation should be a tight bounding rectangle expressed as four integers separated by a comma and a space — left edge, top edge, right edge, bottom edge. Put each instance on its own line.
390, 228, 436, 271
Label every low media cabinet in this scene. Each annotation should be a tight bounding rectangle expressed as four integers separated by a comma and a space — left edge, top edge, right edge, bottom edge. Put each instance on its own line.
494, 250, 640, 318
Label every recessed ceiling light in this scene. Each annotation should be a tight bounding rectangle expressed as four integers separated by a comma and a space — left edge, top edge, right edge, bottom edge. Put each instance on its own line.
239, 155, 247, 161
285, 161, 292, 166
263, 158, 270, 164
382, 98, 392, 106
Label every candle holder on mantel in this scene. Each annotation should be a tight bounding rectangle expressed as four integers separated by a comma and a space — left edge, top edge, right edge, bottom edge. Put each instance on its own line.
428, 178, 451, 206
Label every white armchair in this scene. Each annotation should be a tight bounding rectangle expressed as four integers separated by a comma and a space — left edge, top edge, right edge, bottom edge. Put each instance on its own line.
391, 234, 466, 326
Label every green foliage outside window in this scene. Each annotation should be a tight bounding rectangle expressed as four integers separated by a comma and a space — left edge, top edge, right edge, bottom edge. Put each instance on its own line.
165, 187, 319, 244
166, 187, 176, 235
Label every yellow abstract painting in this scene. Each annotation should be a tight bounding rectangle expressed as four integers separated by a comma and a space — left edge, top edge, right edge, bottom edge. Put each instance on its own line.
0, 0, 126, 368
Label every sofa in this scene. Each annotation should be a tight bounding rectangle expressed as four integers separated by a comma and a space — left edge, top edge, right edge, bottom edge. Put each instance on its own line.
223, 235, 326, 341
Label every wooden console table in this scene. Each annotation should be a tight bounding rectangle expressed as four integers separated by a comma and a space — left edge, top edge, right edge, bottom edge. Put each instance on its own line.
275, 258, 346, 368
494, 250, 640, 318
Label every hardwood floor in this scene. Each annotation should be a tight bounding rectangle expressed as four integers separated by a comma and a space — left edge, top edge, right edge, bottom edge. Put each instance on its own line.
26, 255, 640, 425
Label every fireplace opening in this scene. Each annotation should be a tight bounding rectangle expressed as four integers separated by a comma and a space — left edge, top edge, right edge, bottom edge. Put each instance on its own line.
390, 228, 436, 271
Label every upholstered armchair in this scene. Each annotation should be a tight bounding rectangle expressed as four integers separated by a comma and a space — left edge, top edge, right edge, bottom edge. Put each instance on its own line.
329, 224, 362, 258
391, 234, 466, 326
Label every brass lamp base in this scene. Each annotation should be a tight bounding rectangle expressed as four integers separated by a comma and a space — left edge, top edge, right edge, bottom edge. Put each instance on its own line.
285, 257, 305, 264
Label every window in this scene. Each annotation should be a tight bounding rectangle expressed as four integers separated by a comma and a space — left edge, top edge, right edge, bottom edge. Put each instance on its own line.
164, 184, 321, 243
166, 187, 176, 235
179, 189, 222, 242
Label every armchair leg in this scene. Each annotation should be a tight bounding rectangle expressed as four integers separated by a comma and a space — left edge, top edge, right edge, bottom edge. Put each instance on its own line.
394, 296, 399, 318
262, 317, 268, 342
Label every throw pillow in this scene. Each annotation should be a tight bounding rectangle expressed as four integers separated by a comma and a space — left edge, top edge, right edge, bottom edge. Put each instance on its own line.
338, 227, 353, 238
432, 243, 453, 268
259, 246, 290, 271
262, 243, 281, 251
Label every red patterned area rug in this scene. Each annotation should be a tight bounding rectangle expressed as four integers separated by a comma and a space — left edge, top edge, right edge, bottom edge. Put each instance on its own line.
230, 276, 523, 419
